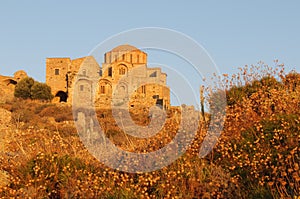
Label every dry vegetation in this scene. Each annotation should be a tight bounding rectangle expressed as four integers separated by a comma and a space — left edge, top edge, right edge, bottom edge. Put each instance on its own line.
0, 64, 299, 198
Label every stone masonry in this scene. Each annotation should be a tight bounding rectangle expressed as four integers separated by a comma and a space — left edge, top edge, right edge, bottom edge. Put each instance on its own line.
46, 45, 170, 110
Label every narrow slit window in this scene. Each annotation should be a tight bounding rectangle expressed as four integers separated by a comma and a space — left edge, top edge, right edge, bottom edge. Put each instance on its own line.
80, 85, 84, 91
108, 67, 112, 77
100, 85, 105, 94
142, 85, 146, 94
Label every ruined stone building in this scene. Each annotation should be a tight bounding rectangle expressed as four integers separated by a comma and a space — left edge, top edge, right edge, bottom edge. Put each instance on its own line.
0, 70, 28, 103
46, 45, 170, 110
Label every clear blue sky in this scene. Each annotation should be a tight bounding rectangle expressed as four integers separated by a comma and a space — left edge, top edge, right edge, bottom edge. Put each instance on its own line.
0, 1, 299, 105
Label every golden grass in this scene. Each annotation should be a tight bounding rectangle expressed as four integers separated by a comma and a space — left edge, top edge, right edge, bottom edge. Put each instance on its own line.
0, 63, 299, 198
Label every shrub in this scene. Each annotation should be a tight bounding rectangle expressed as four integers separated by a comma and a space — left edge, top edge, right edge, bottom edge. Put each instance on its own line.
283, 72, 300, 91
31, 82, 53, 101
14, 77, 35, 99
14, 77, 53, 101
16, 154, 93, 198
219, 114, 300, 198
226, 76, 282, 106
39, 105, 73, 122
213, 65, 300, 198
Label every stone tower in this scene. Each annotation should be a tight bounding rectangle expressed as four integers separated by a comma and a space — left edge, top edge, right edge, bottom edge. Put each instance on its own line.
46, 58, 71, 102
46, 56, 100, 103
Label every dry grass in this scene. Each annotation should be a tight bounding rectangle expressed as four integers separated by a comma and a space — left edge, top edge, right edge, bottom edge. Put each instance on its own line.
0, 63, 299, 198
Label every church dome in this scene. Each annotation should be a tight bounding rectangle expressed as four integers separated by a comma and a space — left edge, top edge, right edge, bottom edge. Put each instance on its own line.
104, 44, 147, 64
111, 44, 139, 52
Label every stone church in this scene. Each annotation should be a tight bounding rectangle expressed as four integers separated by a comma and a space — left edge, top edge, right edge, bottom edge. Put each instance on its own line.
46, 45, 170, 110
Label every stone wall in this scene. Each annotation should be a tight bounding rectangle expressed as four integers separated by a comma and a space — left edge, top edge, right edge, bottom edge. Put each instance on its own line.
46, 45, 171, 110
46, 58, 71, 96
0, 70, 27, 103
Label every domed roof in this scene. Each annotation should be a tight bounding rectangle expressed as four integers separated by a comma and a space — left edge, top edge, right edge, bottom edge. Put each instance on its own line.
111, 44, 139, 52
14, 70, 28, 80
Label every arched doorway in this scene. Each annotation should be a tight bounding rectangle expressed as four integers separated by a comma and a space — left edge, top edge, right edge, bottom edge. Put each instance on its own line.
55, 91, 68, 102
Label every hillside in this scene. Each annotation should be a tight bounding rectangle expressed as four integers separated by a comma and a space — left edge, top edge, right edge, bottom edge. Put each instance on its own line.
0, 65, 299, 198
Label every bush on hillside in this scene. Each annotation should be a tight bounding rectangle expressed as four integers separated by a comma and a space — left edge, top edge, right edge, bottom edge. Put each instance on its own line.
31, 82, 53, 101
14, 77, 35, 99
212, 66, 300, 198
226, 76, 282, 106
14, 77, 53, 101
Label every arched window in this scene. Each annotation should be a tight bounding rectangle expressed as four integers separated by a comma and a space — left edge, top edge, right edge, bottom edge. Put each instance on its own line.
100, 85, 105, 94
119, 68, 126, 75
